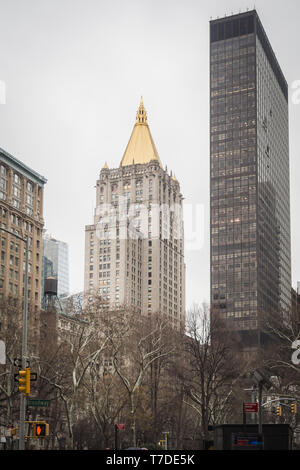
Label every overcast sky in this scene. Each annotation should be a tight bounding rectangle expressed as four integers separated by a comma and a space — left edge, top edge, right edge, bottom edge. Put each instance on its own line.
1, 0, 300, 309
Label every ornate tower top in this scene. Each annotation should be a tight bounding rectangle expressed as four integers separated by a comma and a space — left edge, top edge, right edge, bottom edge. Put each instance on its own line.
120, 98, 163, 168
136, 96, 147, 125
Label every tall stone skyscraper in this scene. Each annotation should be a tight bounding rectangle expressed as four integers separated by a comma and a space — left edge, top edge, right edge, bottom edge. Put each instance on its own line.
84, 99, 185, 330
210, 11, 291, 351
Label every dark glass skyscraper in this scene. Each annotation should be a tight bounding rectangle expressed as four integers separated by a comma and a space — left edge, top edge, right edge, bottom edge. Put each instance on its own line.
210, 11, 291, 351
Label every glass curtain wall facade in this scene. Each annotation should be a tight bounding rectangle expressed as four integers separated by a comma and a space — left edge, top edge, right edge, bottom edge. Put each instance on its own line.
42, 235, 69, 300
210, 11, 291, 350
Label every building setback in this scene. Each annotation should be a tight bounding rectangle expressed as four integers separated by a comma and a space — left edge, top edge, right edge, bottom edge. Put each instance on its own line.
209, 11, 291, 350
84, 98, 186, 330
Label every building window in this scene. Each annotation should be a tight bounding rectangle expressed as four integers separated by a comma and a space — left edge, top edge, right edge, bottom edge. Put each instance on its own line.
26, 181, 34, 192
14, 174, 21, 185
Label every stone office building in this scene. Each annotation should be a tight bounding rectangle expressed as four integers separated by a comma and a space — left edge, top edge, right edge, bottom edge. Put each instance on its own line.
84, 99, 185, 330
0, 148, 46, 342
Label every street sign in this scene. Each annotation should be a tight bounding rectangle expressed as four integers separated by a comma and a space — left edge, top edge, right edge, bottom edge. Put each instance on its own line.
244, 402, 258, 413
14, 358, 30, 368
28, 399, 50, 407
116, 424, 125, 430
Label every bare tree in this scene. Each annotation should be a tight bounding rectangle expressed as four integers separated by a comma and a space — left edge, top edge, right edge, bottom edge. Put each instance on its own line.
111, 312, 174, 447
0, 298, 23, 433
37, 302, 112, 448
83, 307, 132, 448
258, 306, 300, 437
179, 303, 248, 441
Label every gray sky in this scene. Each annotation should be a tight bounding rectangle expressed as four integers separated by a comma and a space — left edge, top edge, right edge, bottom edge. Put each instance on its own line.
0, 0, 300, 309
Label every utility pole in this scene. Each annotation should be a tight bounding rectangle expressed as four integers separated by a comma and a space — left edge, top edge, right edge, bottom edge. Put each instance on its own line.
251, 385, 257, 423
252, 368, 273, 447
19, 236, 29, 450
0, 228, 29, 450
114, 424, 118, 450
162, 431, 169, 450
258, 382, 263, 435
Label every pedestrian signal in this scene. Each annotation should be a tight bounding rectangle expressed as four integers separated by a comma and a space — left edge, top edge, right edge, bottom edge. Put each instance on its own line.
33, 422, 49, 437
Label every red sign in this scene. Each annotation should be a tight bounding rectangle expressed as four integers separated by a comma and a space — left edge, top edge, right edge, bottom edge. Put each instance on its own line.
116, 423, 125, 430
235, 439, 250, 446
244, 402, 258, 413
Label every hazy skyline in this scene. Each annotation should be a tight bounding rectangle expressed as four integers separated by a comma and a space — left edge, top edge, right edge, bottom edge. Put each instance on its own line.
1, 0, 300, 309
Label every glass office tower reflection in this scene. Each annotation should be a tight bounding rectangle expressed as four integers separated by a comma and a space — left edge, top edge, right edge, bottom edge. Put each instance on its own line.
210, 11, 291, 351
42, 234, 69, 300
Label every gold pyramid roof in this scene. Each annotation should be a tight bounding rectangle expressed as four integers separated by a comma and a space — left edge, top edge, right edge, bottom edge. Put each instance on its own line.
120, 97, 163, 168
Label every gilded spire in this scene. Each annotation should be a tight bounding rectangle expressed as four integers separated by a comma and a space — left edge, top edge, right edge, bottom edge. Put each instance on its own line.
120, 98, 163, 168
103, 161, 109, 169
136, 96, 147, 125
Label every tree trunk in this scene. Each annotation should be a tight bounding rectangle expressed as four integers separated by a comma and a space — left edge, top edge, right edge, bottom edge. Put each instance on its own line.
130, 394, 136, 447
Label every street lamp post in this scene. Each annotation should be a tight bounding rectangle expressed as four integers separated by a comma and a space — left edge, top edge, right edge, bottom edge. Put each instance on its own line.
0, 227, 29, 450
252, 368, 273, 441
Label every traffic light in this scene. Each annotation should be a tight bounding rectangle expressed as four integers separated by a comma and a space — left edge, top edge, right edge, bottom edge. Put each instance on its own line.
18, 368, 30, 395
291, 403, 297, 414
276, 405, 282, 416
33, 422, 49, 438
